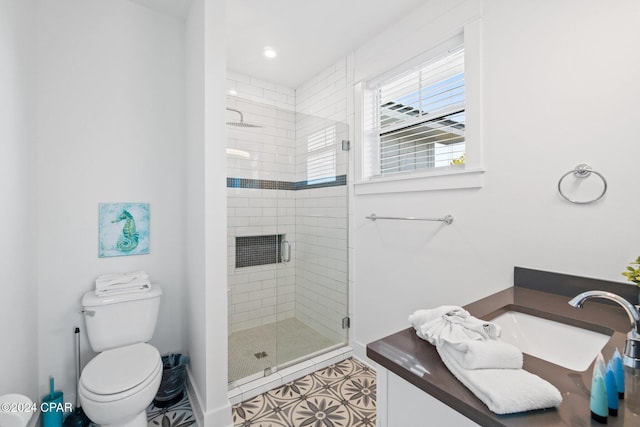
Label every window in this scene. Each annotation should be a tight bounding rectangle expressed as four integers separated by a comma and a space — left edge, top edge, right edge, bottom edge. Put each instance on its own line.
306, 124, 337, 184
354, 17, 482, 195
376, 47, 465, 176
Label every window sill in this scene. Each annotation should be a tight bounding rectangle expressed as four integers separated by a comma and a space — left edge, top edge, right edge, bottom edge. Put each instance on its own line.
354, 167, 484, 195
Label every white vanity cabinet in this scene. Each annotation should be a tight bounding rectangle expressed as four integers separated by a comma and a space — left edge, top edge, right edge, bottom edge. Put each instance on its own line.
377, 367, 480, 427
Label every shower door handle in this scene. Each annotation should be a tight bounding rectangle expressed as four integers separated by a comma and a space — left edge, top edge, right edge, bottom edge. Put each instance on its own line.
281, 240, 291, 263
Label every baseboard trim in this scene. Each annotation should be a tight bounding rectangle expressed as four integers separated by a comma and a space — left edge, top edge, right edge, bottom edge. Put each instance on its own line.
186, 367, 205, 427
186, 367, 233, 427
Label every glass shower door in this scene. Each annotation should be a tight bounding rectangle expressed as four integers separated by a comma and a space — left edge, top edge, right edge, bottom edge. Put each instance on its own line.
275, 114, 350, 370
226, 97, 289, 385
227, 97, 350, 386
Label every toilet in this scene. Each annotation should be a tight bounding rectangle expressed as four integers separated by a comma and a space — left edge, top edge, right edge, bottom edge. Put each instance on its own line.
79, 286, 163, 427
0, 394, 34, 427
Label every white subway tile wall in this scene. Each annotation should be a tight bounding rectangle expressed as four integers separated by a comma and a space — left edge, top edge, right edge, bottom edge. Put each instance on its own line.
227, 83, 297, 333
294, 186, 348, 342
295, 58, 350, 343
228, 71, 296, 112
227, 186, 296, 332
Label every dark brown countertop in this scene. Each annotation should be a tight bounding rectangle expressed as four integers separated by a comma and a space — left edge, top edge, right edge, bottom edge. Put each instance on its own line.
367, 285, 640, 426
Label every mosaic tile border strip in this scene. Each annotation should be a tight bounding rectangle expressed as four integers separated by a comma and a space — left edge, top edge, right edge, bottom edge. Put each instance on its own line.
227, 175, 346, 191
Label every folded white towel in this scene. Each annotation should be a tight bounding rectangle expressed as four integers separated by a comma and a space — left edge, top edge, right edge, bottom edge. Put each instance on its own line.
95, 270, 151, 296
95, 270, 149, 290
410, 307, 501, 345
95, 283, 151, 297
437, 342, 562, 414
447, 339, 523, 370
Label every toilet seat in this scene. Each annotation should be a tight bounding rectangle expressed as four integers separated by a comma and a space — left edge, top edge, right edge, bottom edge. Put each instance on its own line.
80, 343, 161, 402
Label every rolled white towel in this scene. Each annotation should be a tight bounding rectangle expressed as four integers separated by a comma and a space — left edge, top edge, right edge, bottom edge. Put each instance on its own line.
445, 311, 502, 341
414, 309, 501, 345
447, 339, 523, 370
438, 342, 562, 414
409, 306, 467, 329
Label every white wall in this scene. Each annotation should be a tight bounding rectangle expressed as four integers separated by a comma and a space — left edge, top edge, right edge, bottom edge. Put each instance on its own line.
352, 0, 640, 359
202, 0, 232, 424
0, 0, 38, 402
35, 0, 186, 402
185, 0, 207, 418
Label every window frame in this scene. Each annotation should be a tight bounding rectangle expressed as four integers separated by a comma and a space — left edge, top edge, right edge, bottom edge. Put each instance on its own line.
354, 19, 483, 195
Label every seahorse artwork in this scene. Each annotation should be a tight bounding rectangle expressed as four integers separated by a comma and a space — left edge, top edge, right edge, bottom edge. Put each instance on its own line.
112, 209, 139, 252
99, 202, 149, 258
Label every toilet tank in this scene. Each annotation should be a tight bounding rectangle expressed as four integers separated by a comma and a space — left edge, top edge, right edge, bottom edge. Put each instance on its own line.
82, 286, 162, 352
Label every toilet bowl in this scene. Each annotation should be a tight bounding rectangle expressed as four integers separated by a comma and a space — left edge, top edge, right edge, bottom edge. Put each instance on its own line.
79, 343, 162, 427
79, 286, 163, 427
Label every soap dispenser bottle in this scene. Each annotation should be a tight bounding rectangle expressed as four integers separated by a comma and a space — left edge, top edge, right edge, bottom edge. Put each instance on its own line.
604, 360, 618, 416
590, 354, 608, 424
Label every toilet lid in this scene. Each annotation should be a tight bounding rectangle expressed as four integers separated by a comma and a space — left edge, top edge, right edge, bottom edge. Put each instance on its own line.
81, 343, 160, 395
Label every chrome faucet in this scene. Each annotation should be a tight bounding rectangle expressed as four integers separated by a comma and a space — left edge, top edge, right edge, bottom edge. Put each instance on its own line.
568, 290, 640, 368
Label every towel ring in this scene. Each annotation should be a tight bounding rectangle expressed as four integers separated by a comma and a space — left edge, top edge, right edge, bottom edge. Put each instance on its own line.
557, 164, 607, 204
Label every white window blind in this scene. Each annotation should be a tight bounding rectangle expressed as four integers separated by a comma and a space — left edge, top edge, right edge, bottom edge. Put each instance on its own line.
376, 47, 465, 175
306, 125, 337, 184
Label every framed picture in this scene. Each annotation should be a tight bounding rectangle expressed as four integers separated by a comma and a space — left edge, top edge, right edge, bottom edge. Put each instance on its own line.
99, 202, 150, 258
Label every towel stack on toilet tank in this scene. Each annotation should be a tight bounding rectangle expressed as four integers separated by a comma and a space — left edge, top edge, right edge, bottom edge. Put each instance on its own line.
95, 270, 150, 296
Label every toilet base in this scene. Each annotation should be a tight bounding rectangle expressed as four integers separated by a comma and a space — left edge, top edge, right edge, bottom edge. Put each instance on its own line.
99, 411, 147, 427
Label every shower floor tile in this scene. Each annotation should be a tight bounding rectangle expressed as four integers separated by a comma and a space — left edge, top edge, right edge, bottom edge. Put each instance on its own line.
228, 317, 338, 383
232, 357, 376, 427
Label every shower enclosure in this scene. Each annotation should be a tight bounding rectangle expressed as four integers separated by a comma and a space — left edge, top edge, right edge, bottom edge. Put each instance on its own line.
226, 96, 349, 385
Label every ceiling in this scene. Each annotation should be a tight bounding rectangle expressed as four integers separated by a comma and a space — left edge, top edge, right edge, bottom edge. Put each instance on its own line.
226, 0, 427, 88
129, 0, 192, 19
130, 0, 427, 89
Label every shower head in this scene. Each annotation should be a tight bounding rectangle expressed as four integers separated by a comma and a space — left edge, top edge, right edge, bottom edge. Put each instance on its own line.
226, 108, 261, 128
227, 121, 261, 128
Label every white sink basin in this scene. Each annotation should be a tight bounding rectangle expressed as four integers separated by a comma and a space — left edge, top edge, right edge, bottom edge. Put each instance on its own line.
491, 311, 611, 371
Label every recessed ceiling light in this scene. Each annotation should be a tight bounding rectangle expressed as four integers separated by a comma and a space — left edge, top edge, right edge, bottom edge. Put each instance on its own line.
264, 47, 277, 59
228, 89, 238, 96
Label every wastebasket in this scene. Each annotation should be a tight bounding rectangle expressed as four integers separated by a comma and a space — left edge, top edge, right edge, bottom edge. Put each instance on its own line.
153, 353, 190, 408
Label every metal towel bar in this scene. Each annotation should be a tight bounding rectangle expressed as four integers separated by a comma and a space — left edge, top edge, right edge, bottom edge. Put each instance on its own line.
365, 213, 454, 225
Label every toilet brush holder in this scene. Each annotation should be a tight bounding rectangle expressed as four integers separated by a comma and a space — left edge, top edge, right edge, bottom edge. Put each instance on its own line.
41, 377, 64, 427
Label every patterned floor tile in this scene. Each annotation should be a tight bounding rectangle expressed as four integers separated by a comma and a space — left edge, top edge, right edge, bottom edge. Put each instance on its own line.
147, 393, 196, 427
84, 390, 194, 426
232, 357, 376, 427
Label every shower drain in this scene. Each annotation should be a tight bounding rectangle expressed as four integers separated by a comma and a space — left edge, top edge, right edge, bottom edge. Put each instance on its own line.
254, 351, 268, 359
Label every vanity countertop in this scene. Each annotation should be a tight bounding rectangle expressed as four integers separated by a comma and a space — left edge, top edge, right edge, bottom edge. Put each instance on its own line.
367, 284, 640, 426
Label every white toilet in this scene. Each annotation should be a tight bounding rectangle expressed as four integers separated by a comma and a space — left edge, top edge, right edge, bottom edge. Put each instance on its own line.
79, 286, 163, 427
